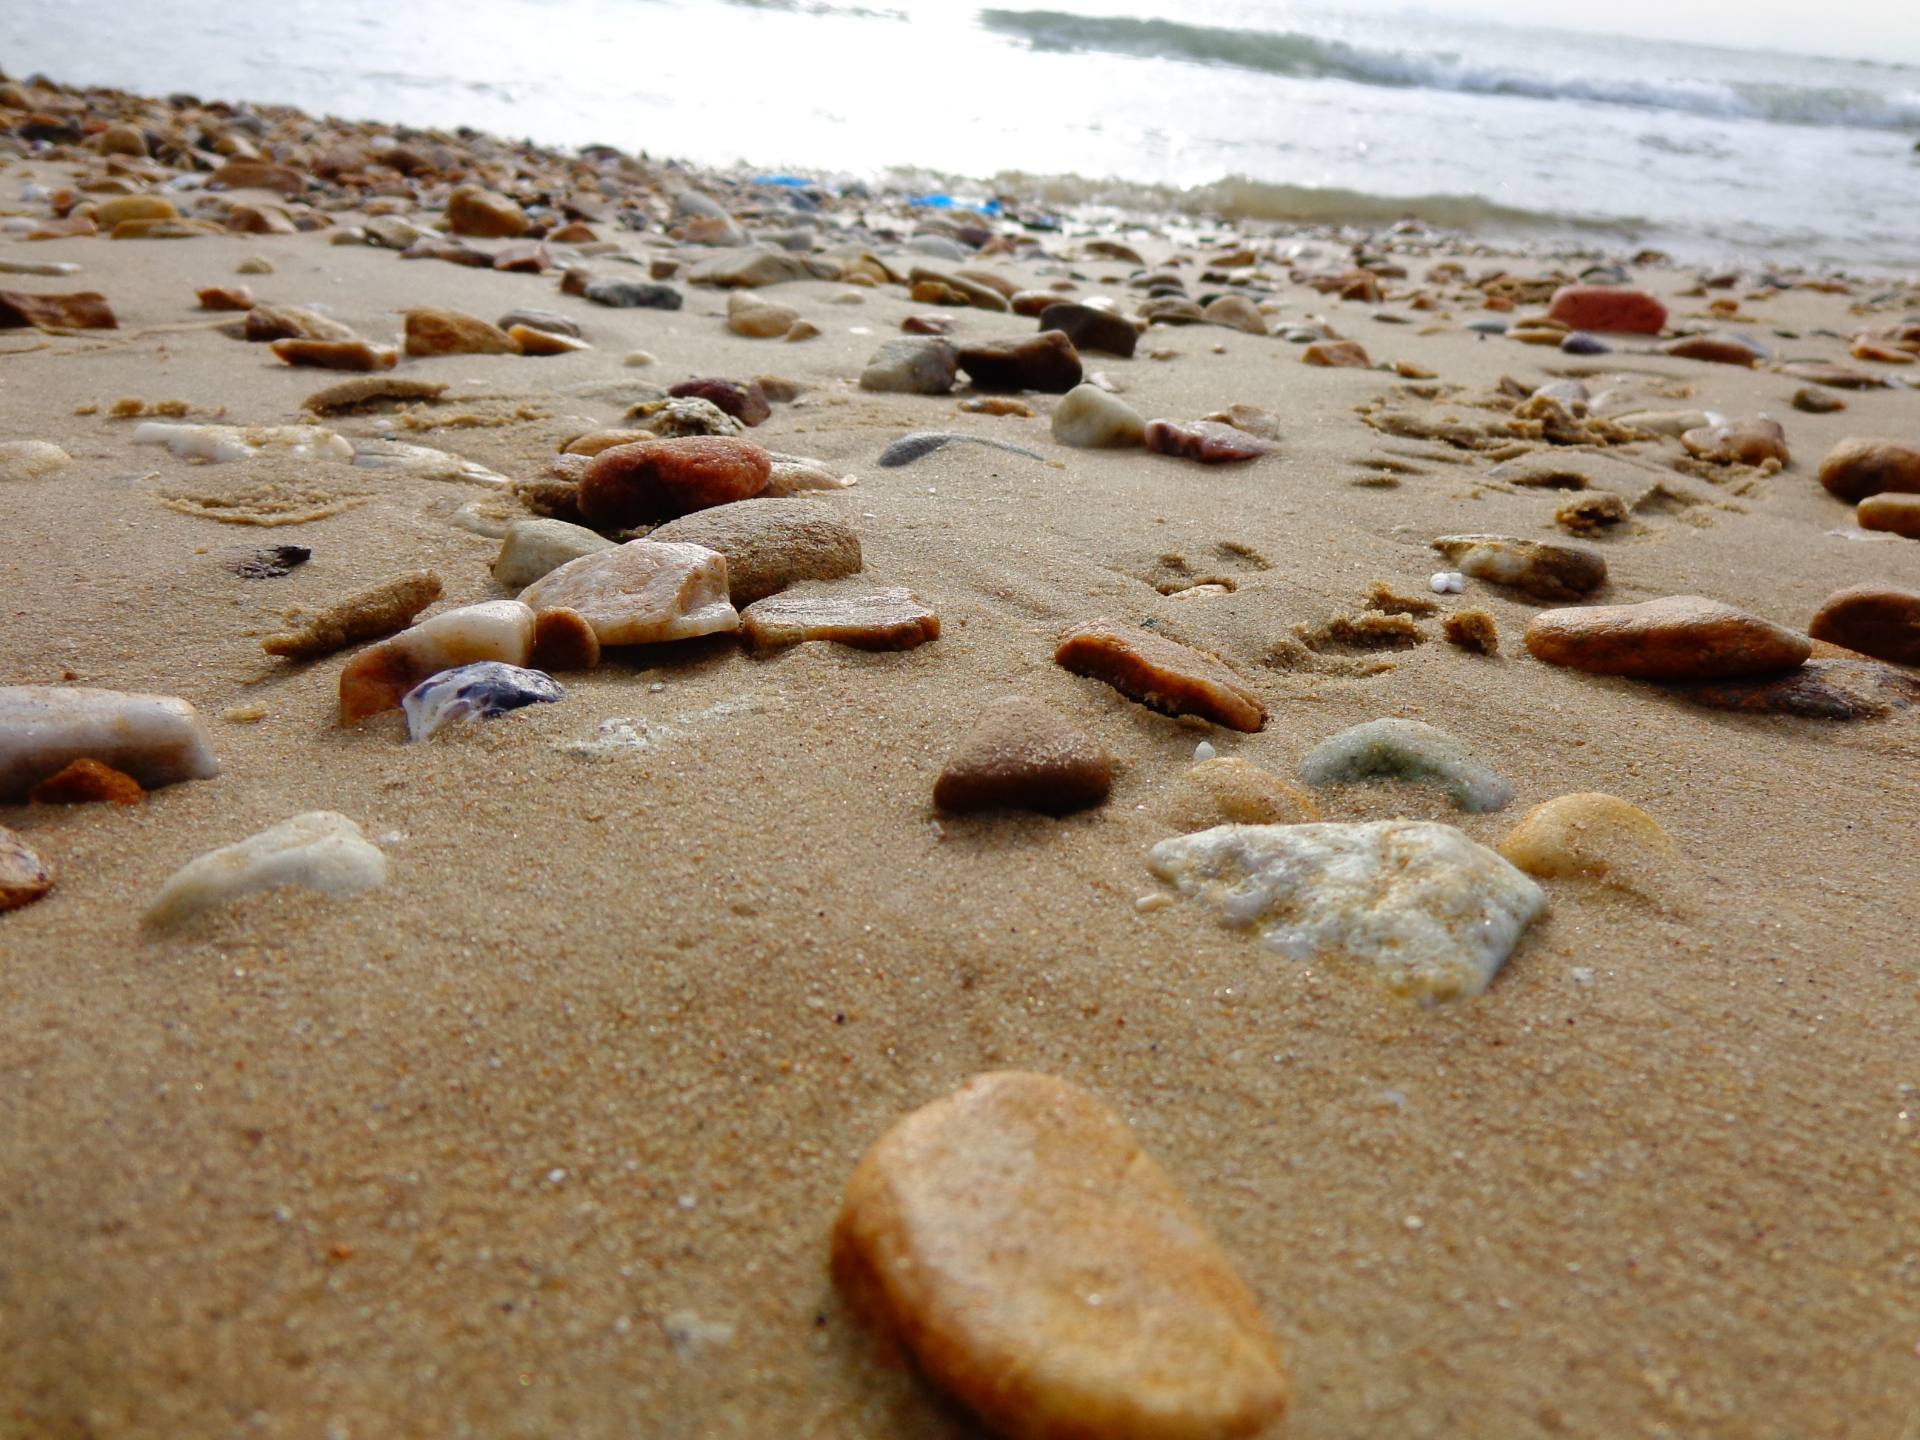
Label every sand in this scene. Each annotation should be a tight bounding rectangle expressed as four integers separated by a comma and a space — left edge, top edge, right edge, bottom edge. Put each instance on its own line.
2, 129, 1919, 1440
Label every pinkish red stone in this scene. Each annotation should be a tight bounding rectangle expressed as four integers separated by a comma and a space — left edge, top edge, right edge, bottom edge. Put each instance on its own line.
1547, 285, 1667, 335
577, 436, 771, 528
1145, 420, 1271, 464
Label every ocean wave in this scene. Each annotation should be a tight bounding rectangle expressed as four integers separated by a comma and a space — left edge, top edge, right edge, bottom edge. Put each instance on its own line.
979, 9, 1920, 131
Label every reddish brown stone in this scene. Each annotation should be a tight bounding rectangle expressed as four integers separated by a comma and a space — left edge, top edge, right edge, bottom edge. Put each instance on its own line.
1817, 439, 1920, 503
933, 697, 1112, 814
1144, 420, 1271, 463
403, 307, 520, 357
1055, 619, 1267, 732
208, 160, 307, 194
270, 339, 398, 371
196, 285, 255, 311
577, 436, 772, 528
1525, 595, 1810, 680
0, 290, 116, 330
1546, 285, 1667, 334
529, 607, 602, 671
956, 331, 1083, 393
1807, 585, 1920, 666
27, 757, 145, 805
667, 378, 771, 426
1659, 332, 1766, 366
1302, 339, 1370, 368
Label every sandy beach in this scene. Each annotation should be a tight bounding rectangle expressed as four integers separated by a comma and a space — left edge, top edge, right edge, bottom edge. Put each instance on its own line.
2, 75, 1919, 1440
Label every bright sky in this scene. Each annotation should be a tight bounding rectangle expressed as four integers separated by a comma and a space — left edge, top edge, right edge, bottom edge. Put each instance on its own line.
1404, 0, 1920, 65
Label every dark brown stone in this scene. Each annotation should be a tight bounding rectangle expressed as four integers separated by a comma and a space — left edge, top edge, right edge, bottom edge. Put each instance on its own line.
933, 697, 1112, 814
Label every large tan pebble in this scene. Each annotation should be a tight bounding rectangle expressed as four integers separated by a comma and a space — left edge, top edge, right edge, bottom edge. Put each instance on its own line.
1857, 492, 1920, 539
1817, 438, 1920, 503
1525, 595, 1809, 680
833, 1072, 1290, 1440
1166, 756, 1321, 829
1499, 792, 1675, 890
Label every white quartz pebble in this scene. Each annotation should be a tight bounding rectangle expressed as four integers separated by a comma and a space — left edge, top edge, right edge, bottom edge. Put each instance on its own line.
147, 812, 388, 925
0, 685, 219, 800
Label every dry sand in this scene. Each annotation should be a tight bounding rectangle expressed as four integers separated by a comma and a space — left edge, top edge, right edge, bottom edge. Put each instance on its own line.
2, 160, 1919, 1440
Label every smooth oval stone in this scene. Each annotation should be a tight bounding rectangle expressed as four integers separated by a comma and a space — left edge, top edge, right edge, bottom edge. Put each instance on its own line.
0, 440, 72, 482
401, 662, 563, 741
492, 519, 615, 589
739, 588, 939, 652
338, 600, 537, 723
1302, 339, 1371, 367
1052, 384, 1145, 448
1055, 619, 1266, 732
577, 436, 771, 528
1038, 301, 1138, 359
906, 266, 1007, 311
1681, 417, 1788, 466
1430, 535, 1606, 601
668, 377, 770, 426
859, 337, 959, 395
1145, 419, 1271, 463
1858, 492, 1920, 539
1202, 294, 1268, 334
1149, 821, 1545, 1002
1560, 332, 1611, 355
727, 290, 799, 338
519, 540, 739, 646
146, 812, 388, 926
1139, 295, 1206, 325
956, 331, 1083, 393
496, 308, 580, 339
1499, 792, 1675, 891
94, 194, 178, 227
0, 823, 54, 913
649, 498, 861, 605
833, 1072, 1290, 1440
1299, 717, 1513, 812
1546, 285, 1668, 334
445, 184, 528, 238
1161, 756, 1322, 831
1807, 584, 1920, 666
932, 697, 1111, 814
1525, 595, 1811, 680
0, 686, 219, 800
1817, 438, 1920, 503
583, 278, 683, 310
1659, 331, 1768, 366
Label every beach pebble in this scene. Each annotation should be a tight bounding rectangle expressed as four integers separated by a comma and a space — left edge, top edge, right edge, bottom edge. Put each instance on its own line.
510, 325, 591, 356
834, 1071, 1289, 1440
1442, 609, 1499, 654
236, 255, 274, 275
301, 375, 448, 414
624, 350, 657, 367
1038, 301, 1138, 359
1560, 332, 1610, 355
650, 499, 862, 604
497, 308, 580, 339
1858, 493, 1920, 539
1546, 285, 1667, 334
1429, 571, 1465, 594
1302, 339, 1370, 368
740, 588, 939, 652
932, 697, 1111, 814
1148, 821, 1545, 1002
271, 338, 398, 371
1782, 362, 1883, 391
1525, 595, 1811, 679
0, 825, 54, 913
1202, 295, 1268, 334
859, 337, 959, 395
1499, 792, 1675, 892
1816, 438, 1920, 503
196, 285, 255, 311
243, 304, 355, 343
1300, 717, 1513, 812
960, 396, 1036, 417
0, 686, 219, 800
628, 395, 747, 439
529, 607, 602, 671
1659, 331, 1767, 367
1055, 619, 1266, 732
1051, 384, 1145, 448
1145, 419, 1271, 463
1164, 756, 1321, 831
339, 600, 537, 722
908, 267, 1008, 311
956, 332, 1083, 393
1792, 386, 1845, 414
584, 278, 683, 311
727, 290, 800, 338
1203, 404, 1283, 441
765, 452, 858, 495
404, 307, 520, 357
28, 757, 146, 805
445, 184, 529, 238
1555, 493, 1630, 536
688, 248, 835, 288
1806, 585, 1920, 666
1139, 295, 1205, 325
363, 216, 425, 250
491, 519, 615, 588
146, 811, 388, 926
0, 441, 72, 482
1673, 658, 1920, 721
1429, 535, 1606, 601
1615, 409, 1710, 438
520, 541, 739, 646
1681, 417, 1788, 467
401, 662, 562, 741
93, 195, 177, 227
263, 570, 443, 658
207, 160, 306, 193
668, 377, 771, 426
578, 436, 771, 527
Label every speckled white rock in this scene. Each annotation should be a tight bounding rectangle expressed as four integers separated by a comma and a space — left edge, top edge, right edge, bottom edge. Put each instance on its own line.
0, 686, 219, 800
146, 811, 388, 925
132, 422, 353, 464
1051, 384, 1146, 448
339, 600, 536, 721
491, 519, 616, 588
1147, 821, 1546, 1003
518, 540, 739, 645
0, 440, 72, 482
765, 452, 858, 495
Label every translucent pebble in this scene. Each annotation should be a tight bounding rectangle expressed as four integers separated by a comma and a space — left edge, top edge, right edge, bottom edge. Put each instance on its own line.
146, 812, 388, 925
402, 662, 563, 741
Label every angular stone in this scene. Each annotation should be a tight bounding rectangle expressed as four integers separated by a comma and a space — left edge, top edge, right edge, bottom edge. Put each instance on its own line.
834, 1071, 1289, 1440
0, 686, 219, 800
1038, 301, 1138, 359
1299, 717, 1513, 812
1817, 439, 1920, 503
492, 518, 616, 588
271, 338, 398, 371
1140, 296, 1206, 325
508, 324, 590, 356
445, 184, 529, 238
668, 377, 771, 426
519, 541, 739, 646
1525, 595, 1810, 680
907, 267, 1008, 312
1807, 585, 1920, 666
1148, 821, 1545, 1002
1055, 620, 1266, 732
28, 757, 146, 805
859, 337, 958, 395
403, 307, 520, 357
0, 825, 54, 912
208, 160, 306, 194
728, 290, 799, 338
1546, 285, 1667, 334
243, 304, 354, 343
957, 331, 1082, 393
0, 290, 116, 331
1052, 384, 1145, 448
196, 284, 255, 311
401, 662, 562, 741
0, 441, 71, 482
338, 600, 536, 722
627, 396, 747, 439
1858, 492, 1920, 539
1672, 658, 1920, 720
1430, 535, 1606, 602
496, 308, 580, 339
765, 452, 857, 495
578, 436, 771, 527
262, 570, 443, 658
1302, 339, 1370, 368
1659, 332, 1767, 366
1681, 417, 1788, 466
1202, 295, 1267, 334
1499, 792, 1675, 890
932, 697, 1111, 814
1145, 420, 1271, 463
688, 248, 835, 288
146, 812, 387, 926
584, 278, 683, 310
740, 589, 938, 652
650, 499, 861, 605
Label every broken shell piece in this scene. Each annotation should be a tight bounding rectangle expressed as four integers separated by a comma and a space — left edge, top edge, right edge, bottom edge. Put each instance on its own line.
519, 541, 739, 646
146, 811, 388, 925
1054, 619, 1266, 732
740, 588, 940, 652
133, 421, 353, 465
402, 662, 563, 741
270, 338, 399, 371
0, 685, 220, 800
339, 600, 536, 722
